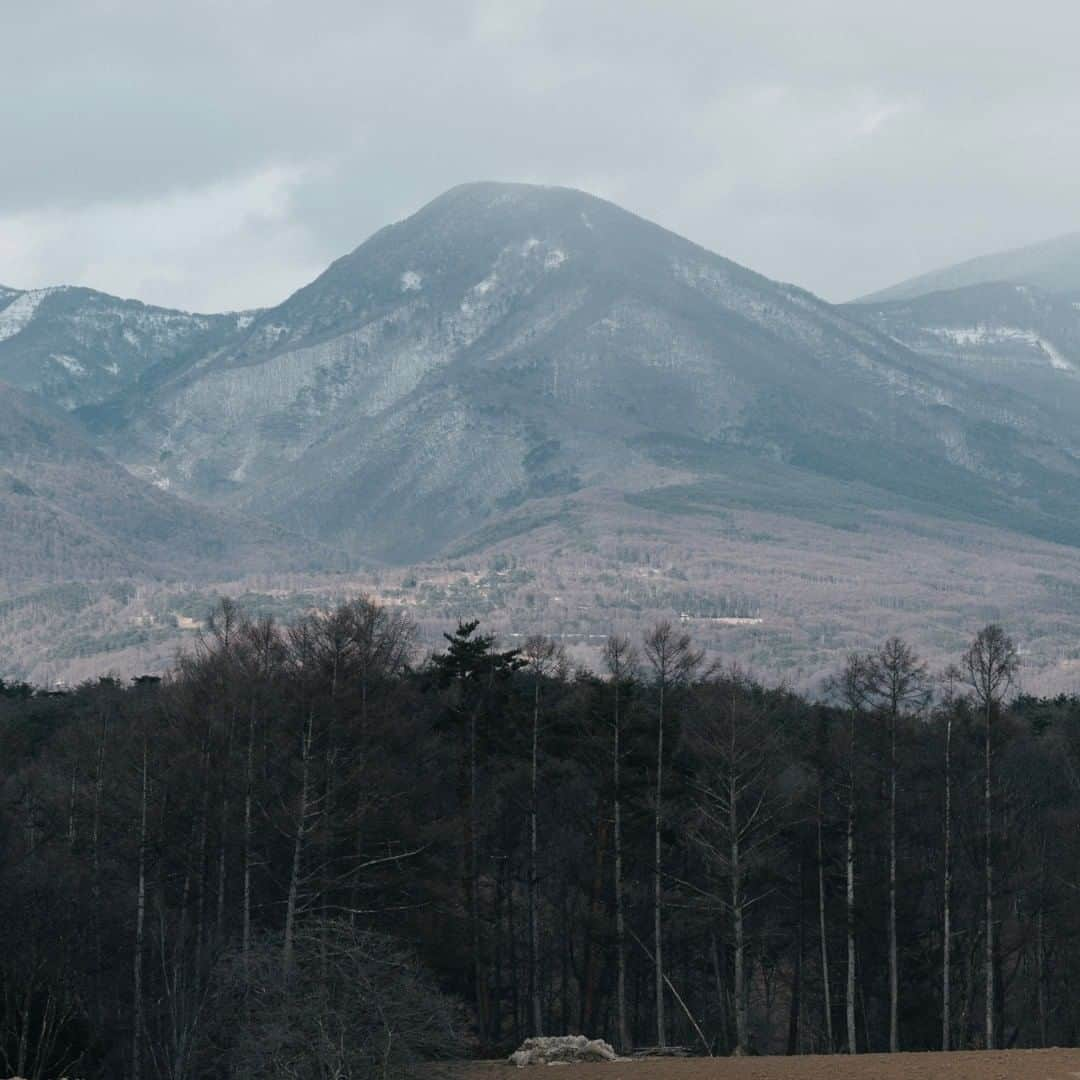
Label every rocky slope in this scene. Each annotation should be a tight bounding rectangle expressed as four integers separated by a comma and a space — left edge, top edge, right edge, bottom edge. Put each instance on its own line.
77, 182, 1080, 562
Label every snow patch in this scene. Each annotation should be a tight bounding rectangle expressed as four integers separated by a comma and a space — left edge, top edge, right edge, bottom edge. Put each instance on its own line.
1038, 336, 1073, 372
128, 464, 172, 491
521, 237, 541, 254
400, 271, 423, 292
235, 312, 255, 330
0, 289, 54, 342
931, 325, 1075, 371
544, 249, 567, 270
472, 273, 498, 295
52, 354, 87, 377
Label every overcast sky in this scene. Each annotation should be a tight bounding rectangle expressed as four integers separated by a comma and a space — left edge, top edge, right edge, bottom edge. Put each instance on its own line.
2, 0, 1078, 311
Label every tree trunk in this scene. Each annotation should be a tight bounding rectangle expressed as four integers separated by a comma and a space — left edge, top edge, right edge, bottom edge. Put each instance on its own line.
942, 709, 952, 1051
1036, 904, 1047, 1047
984, 700, 995, 1050
530, 679, 543, 1037
560, 881, 570, 1034
888, 713, 899, 1052
16, 982, 33, 1077
133, 733, 148, 1080
493, 853, 505, 1042
817, 793, 834, 1052
731, 771, 748, 1054
67, 765, 78, 849
846, 709, 857, 1055
581, 811, 609, 1035
194, 711, 212, 986
710, 932, 730, 1056
283, 706, 313, 978
91, 710, 108, 1033
787, 859, 804, 1055
508, 852, 520, 1045
614, 680, 631, 1053
217, 708, 235, 942
655, 678, 666, 1047
467, 711, 490, 1039
242, 701, 255, 959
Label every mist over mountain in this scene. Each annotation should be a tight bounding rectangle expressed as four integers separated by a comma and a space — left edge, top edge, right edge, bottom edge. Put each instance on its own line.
858, 232, 1080, 303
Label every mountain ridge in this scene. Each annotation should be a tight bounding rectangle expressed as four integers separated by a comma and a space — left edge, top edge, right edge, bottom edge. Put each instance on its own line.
857, 231, 1080, 303
0, 283, 261, 410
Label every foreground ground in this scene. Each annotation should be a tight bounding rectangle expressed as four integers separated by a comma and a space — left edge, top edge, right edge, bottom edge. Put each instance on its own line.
465, 1049, 1080, 1079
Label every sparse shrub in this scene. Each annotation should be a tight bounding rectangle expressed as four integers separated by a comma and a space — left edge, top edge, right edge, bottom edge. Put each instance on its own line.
196, 920, 470, 1079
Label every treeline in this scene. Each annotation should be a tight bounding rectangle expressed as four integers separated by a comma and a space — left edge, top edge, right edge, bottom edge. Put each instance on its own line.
1, 598, 1079, 1077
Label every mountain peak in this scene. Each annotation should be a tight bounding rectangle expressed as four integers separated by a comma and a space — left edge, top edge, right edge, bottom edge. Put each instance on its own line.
400, 180, 657, 245
423, 179, 607, 209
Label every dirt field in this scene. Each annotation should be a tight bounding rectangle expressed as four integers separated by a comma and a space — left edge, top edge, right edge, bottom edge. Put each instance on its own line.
464, 1049, 1080, 1079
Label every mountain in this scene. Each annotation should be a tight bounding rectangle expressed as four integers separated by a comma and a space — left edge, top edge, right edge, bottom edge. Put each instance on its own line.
858, 232, 1080, 303
67, 181, 1080, 565
0, 284, 254, 410
7, 183, 1080, 689
848, 282, 1080, 414
0, 383, 335, 585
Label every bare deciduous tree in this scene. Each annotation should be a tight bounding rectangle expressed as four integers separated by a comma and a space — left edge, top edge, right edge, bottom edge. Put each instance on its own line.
687, 671, 786, 1055
603, 634, 638, 1054
522, 633, 566, 1037
963, 624, 1019, 1051
830, 652, 868, 1055
642, 620, 703, 1047
938, 662, 963, 1051
200, 920, 469, 1079
861, 637, 929, 1052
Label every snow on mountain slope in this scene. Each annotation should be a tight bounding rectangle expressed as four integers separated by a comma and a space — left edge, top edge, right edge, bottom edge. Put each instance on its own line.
0, 286, 256, 409
847, 282, 1080, 438
0, 287, 57, 342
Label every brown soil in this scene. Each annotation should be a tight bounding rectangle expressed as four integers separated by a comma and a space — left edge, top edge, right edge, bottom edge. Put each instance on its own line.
462, 1049, 1080, 1080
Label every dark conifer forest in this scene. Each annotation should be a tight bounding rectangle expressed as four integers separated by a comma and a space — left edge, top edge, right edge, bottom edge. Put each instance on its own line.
2, 597, 1079, 1077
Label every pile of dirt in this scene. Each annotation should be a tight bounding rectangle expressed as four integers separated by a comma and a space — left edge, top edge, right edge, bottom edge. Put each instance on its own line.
508, 1035, 618, 1067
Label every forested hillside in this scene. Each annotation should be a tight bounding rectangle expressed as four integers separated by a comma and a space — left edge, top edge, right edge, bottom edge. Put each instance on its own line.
0, 383, 342, 585
2, 598, 1078, 1077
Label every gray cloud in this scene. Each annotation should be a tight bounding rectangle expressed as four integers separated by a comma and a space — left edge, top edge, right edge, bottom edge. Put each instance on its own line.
2, 0, 1079, 310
